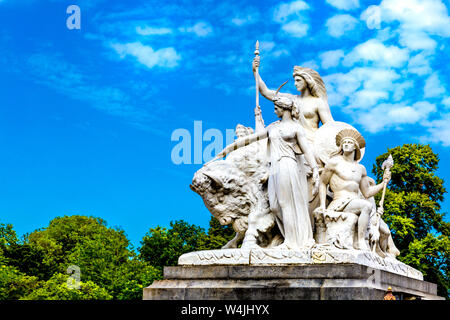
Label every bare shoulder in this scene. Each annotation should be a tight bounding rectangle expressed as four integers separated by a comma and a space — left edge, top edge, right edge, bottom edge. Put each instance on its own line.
325, 156, 340, 169
358, 163, 368, 175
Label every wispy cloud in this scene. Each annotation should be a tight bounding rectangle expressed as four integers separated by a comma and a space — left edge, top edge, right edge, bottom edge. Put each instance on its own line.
321, 0, 449, 142
343, 39, 409, 68
111, 42, 181, 69
22, 52, 172, 136
358, 101, 436, 133
136, 26, 173, 36
231, 13, 259, 26
326, 14, 359, 38
319, 49, 345, 68
273, 1, 310, 38
421, 112, 450, 146
179, 21, 213, 37
273, 0, 309, 22
424, 72, 446, 98
281, 20, 309, 38
326, 0, 360, 11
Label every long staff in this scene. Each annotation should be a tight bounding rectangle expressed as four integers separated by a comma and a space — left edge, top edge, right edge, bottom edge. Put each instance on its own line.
379, 154, 394, 208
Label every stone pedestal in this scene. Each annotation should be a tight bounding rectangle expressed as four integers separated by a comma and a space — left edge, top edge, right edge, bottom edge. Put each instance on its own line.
143, 264, 443, 300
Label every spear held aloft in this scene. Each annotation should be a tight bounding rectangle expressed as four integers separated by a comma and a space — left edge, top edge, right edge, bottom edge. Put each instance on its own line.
254, 40, 265, 132
254, 40, 260, 108
379, 154, 394, 208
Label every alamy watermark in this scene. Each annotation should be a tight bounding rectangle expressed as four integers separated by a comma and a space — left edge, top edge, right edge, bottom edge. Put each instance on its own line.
366, 267, 382, 287
171, 121, 239, 165
67, 265, 81, 290
66, 5, 81, 30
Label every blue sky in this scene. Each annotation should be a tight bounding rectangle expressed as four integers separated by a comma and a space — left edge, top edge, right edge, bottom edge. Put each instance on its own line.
0, 0, 449, 249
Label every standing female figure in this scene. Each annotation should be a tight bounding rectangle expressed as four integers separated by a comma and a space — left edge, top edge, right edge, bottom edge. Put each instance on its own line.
211, 96, 320, 250
253, 57, 333, 144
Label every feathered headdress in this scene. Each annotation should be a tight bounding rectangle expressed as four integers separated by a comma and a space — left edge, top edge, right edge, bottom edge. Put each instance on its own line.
335, 128, 366, 161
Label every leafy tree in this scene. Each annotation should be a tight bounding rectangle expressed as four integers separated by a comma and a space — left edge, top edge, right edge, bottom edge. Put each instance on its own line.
109, 260, 162, 300
25, 215, 131, 279
1, 216, 161, 300
25, 215, 159, 299
23, 273, 112, 300
139, 220, 209, 269
373, 144, 449, 298
198, 216, 236, 250
0, 264, 40, 300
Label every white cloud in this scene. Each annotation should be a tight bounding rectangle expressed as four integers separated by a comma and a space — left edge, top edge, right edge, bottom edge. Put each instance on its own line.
352, 90, 389, 109
281, 20, 309, 37
361, 0, 450, 51
377, 0, 450, 36
300, 60, 319, 70
111, 42, 181, 69
343, 39, 409, 68
319, 49, 345, 68
255, 41, 289, 59
324, 67, 400, 109
442, 97, 450, 108
273, 1, 310, 38
399, 30, 437, 51
360, 5, 381, 29
179, 22, 213, 37
358, 101, 436, 133
326, 0, 360, 11
273, 0, 309, 23
259, 41, 276, 52
326, 14, 359, 38
393, 81, 414, 101
271, 49, 290, 58
25, 53, 160, 131
422, 113, 450, 146
231, 14, 259, 26
407, 51, 433, 76
424, 72, 445, 98
136, 26, 172, 36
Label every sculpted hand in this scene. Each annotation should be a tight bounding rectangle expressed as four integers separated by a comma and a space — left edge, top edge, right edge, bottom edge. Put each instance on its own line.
377, 207, 384, 215
312, 167, 320, 196
313, 205, 326, 215
255, 105, 262, 117
383, 170, 391, 184
252, 56, 260, 73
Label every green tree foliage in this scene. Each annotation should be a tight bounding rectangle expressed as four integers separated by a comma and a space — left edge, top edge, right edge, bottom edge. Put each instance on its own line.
23, 273, 112, 300
139, 220, 209, 269
372, 144, 449, 298
0, 216, 161, 300
139, 217, 238, 269
0, 264, 40, 300
198, 216, 236, 250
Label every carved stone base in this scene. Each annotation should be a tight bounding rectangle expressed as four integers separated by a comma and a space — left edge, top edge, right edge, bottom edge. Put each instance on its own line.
143, 264, 443, 300
177, 247, 423, 280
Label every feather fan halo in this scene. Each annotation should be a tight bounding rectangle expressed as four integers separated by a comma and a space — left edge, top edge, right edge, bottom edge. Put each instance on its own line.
335, 128, 366, 149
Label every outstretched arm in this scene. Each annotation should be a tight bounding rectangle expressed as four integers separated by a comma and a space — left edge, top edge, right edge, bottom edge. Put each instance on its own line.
360, 166, 390, 198
209, 128, 268, 163
253, 57, 294, 102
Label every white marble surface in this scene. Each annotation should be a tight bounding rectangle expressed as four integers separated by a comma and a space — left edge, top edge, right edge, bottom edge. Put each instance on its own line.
178, 247, 423, 281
